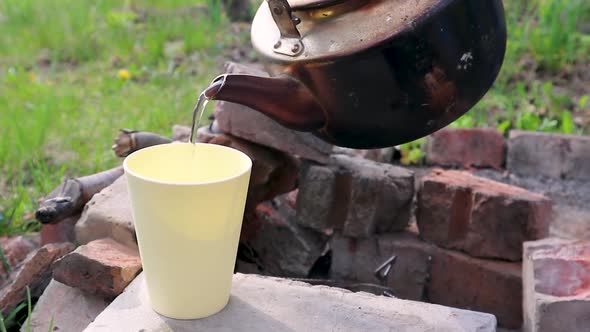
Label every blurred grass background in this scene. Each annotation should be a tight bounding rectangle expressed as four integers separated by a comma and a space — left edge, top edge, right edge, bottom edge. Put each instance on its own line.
0, 0, 590, 236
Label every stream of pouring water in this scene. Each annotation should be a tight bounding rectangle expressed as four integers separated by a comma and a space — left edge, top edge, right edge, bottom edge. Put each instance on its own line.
188, 75, 227, 145
189, 93, 209, 144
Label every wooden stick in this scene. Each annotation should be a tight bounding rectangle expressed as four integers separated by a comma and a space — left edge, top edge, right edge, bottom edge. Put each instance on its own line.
35, 166, 124, 224
111, 129, 172, 157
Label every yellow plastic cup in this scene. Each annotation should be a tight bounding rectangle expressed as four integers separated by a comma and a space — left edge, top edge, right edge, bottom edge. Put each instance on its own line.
123, 142, 252, 319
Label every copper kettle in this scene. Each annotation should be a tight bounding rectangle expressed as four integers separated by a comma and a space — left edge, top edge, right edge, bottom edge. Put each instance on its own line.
206, 0, 507, 149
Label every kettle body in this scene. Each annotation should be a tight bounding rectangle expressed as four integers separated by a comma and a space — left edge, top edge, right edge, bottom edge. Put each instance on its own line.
210, 0, 507, 149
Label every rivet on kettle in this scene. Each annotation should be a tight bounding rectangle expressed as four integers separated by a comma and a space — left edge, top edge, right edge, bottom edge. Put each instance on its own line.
274, 41, 282, 49
291, 44, 300, 53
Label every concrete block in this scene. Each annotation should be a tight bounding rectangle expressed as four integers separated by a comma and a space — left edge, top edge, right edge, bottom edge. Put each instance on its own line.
84, 272, 497, 332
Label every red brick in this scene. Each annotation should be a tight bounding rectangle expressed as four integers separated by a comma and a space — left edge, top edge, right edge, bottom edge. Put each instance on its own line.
53, 238, 142, 299
508, 130, 590, 180
523, 238, 590, 332
0, 243, 74, 317
416, 169, 552, 261
425, 128, 505, 169
427, 243, 523, 329
331, 155, 415, 238
0, 235, 39, 279
214, 62, 333, 164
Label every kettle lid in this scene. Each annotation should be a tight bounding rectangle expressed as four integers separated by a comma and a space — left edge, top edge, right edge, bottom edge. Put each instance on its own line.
251, 0, 440, 63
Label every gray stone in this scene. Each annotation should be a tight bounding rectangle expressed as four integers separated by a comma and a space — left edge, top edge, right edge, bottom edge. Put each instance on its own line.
523, 238, 590, 332
331, 154, 415, 237
295, 163, 336, 233
332, 146, 395, 163
330, 232, 431, 301
172, 122, 222, 143
75, 176, 137, 249
214, 62, 333, 164
241, 196, 326, 278
84, 272, 497, 332
507, 130, 590, 180
296, 157, 415, 238
24, 279, 109, 332
171, 124, 191, 142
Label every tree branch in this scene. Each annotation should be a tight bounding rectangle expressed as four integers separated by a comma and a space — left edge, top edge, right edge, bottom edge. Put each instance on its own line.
35, 166, 124, 224
111, 129, 172, 157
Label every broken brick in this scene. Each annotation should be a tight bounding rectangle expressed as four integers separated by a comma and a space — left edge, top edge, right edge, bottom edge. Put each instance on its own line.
53, 238, 142, 299
0, 242, 74, 317
523, 238, 590, 332
417, 169, 552, 261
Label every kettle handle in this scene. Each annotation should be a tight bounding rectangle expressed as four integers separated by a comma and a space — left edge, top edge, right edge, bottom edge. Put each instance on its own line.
267, 0, 305, 56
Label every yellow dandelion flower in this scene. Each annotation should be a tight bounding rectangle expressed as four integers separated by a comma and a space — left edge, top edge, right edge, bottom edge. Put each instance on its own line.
29, 73, 37, 82
118, 69, 131, 80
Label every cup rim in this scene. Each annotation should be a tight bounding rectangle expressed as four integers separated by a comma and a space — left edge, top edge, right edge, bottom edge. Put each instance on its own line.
123, 142, 252, 186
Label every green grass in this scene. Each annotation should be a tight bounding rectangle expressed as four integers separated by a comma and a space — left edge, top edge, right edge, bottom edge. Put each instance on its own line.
0, 0, 246, 235
454, 0, 590, 134
400, 0, 590, 165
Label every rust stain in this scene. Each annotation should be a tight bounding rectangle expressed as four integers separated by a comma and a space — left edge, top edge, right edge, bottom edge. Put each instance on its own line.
423, 66, 457, 115
448, 188, 473, 241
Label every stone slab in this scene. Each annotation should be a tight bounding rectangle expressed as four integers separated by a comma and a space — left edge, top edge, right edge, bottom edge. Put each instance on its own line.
85, 272, 497, 332
24, 279, 109, 332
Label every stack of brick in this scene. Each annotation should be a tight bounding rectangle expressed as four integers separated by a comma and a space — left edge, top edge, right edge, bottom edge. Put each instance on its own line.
203, 62, 560, 329
325, 168, 553, 329
415, 169, 552, 329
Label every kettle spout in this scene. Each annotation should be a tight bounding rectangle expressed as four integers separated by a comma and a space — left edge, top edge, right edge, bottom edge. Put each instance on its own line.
205, 74, 326, 132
